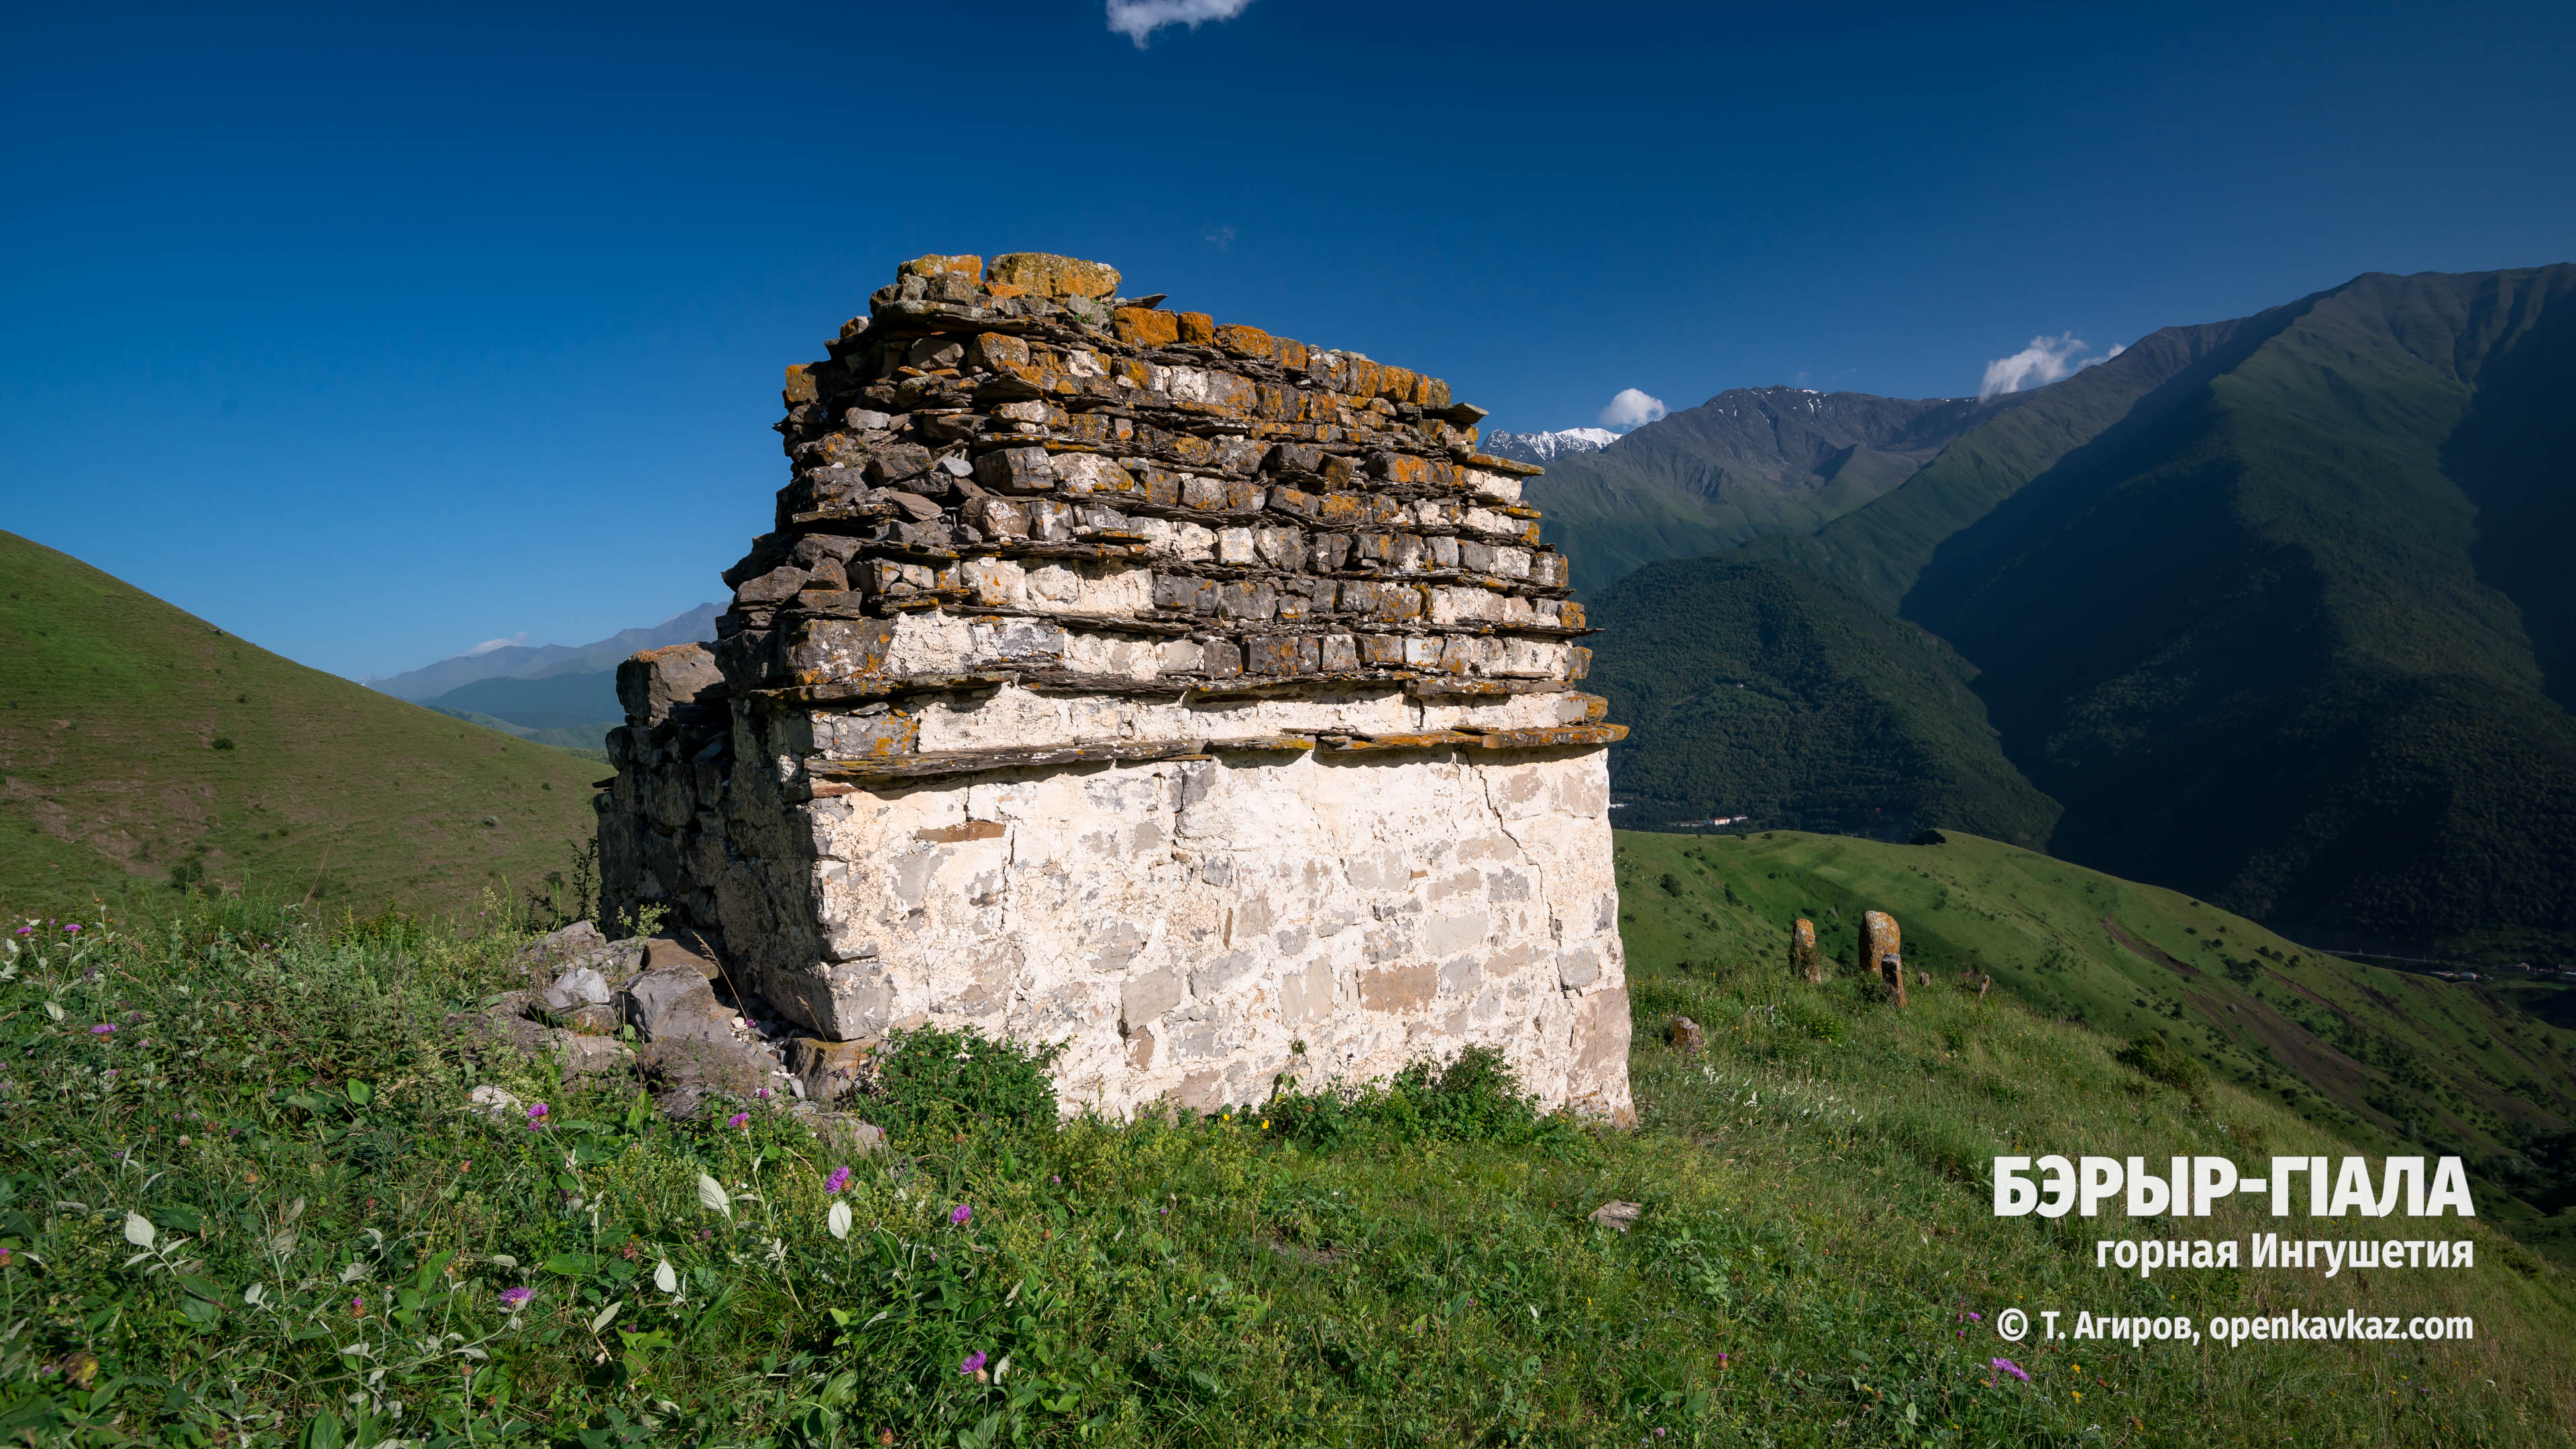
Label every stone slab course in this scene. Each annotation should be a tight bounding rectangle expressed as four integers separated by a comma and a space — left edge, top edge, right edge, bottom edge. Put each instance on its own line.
598, 252, 1633, 1122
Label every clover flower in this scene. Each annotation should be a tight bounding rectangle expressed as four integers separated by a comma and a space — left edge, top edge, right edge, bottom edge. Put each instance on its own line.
826, 1165, 851, 1194
500, 1286, 534, 1311
949, 1203, 972, 1226
1992, 1358, 2029, 1383
727, 1112, 749, 1128
959, 1350, 987, 1377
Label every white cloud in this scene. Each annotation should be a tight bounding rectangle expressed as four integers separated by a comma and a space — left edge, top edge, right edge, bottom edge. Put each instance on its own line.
464, 633, 530, 657
1978, 333, 2112, 401
2078, 342, 2127, 370
1107, 0, 1254, 46
1203, 223, 1236, 252
1599, 388, 1668, 430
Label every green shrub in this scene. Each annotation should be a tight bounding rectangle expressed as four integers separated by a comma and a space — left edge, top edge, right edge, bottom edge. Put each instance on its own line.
1260, 1045, 1570, 1150
2116, 1030, 2208, 1093
865, 1024, 1063, 1139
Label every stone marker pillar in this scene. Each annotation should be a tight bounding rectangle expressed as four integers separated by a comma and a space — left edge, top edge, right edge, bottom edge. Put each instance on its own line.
1862, 910, 1905, 1007
1791, 918, 1822, 984
599, 252, 1635, 1124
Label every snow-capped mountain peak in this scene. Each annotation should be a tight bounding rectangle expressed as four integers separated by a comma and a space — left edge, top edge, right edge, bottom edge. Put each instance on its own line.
1481, 427, 1622, 463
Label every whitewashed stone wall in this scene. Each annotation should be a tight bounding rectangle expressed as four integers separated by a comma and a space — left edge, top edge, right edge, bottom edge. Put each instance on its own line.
600, 252, 1634, 1123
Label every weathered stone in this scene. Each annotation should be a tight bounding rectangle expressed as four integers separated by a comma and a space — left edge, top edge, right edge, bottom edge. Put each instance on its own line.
619, 966, 735, 1043
515, 918, 606, 969
547, 963, 612, 1006
600, 254, 1632, 1123
1863, 910, 1905, 1007
637, 1036, 773, 1118
1589, 1200, 1643, 1232
1791, 917, 1822, 983
988, 253, 1120, 299
900, 254, 983, 284
787, 1036, 875, 1102
1668, 1015, 1705, 1057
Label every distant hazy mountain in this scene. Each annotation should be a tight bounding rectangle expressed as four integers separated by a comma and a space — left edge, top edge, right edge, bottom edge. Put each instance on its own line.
1527, 386, 1997, 595
365, 603, 722, 702
1482, 427, 1621, 462
1596, 266, 2576, 957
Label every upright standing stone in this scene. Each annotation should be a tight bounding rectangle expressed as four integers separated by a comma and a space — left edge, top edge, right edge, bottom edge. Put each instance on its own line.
598, 254, 1634, 1123
1862, 910, 1905, 1007
1791, 918, 1822, 983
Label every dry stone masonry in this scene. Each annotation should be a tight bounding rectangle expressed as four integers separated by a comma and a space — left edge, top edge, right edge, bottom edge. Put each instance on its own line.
599, 252, 1633, 1122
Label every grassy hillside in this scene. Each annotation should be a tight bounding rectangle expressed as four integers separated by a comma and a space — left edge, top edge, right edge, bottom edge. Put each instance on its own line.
0, 530, 604, 918
5, 889, 2573, 1444
1587, 559, 2061, 846
1609, 828, 2576, 1246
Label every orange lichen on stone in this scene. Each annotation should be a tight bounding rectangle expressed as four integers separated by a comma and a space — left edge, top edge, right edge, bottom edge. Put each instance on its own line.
988, 252, 1120, 299
900, 254, 985, 283
784, 364, 818, 404
1214, 323, 1275, 360
1114, 307, 1181, 347
1175, 311, 1216, 345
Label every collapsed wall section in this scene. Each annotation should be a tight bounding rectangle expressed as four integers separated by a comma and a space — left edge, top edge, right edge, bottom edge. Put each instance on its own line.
599, 252, 1633, 1120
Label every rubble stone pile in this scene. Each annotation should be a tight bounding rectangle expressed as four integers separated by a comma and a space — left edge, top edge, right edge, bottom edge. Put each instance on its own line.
599, 252, 1633, 1120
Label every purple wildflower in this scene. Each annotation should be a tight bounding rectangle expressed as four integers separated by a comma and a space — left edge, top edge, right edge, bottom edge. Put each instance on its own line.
13, 926, 29, 936
727, 1111, 750, 1128
0, 1246, 13, 1267
949, 1203, 972, 1226
352, 1297, 365, 1315
89, 1024, 114, 1036
826, 1165, 851, 1194
1992, 1358, 2029, 1383
64, 924, 80, 934
755, 1087, 771, 1100
500, 1286, 533, 1311
959, 1350, 987, 1377
1967, 1311, 1982, 1322
527, 1102, 548, 1120
1716, 1352, 1731, 1366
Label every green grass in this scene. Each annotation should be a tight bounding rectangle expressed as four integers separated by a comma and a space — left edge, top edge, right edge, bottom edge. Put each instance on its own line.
3, 869, 2573, 1446
0, 531, 607, 919
1609, 827, 2576, 1253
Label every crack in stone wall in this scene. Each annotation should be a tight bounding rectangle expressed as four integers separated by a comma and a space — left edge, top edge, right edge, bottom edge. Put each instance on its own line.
598, 252, 1632, 1121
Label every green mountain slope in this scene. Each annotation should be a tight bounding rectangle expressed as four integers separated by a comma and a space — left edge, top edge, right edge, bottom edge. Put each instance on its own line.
1586, 558, 2061, 845
1896, 267, 2576, 955
1524, 386, 1990, 595
0, 530, 604, 916
1611, 826, 2576, 1257
1619, 267, 2576, 956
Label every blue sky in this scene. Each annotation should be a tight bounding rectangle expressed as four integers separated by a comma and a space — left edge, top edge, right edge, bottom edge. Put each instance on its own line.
6, 0, 2572, 679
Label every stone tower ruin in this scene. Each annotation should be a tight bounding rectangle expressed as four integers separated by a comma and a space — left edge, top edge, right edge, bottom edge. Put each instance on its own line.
598, 252, 1632, 1120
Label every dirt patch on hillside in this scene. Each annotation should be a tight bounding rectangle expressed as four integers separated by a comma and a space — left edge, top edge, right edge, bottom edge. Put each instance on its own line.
2186, 985, 2374, 1110
2104, 918, 2202, 978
